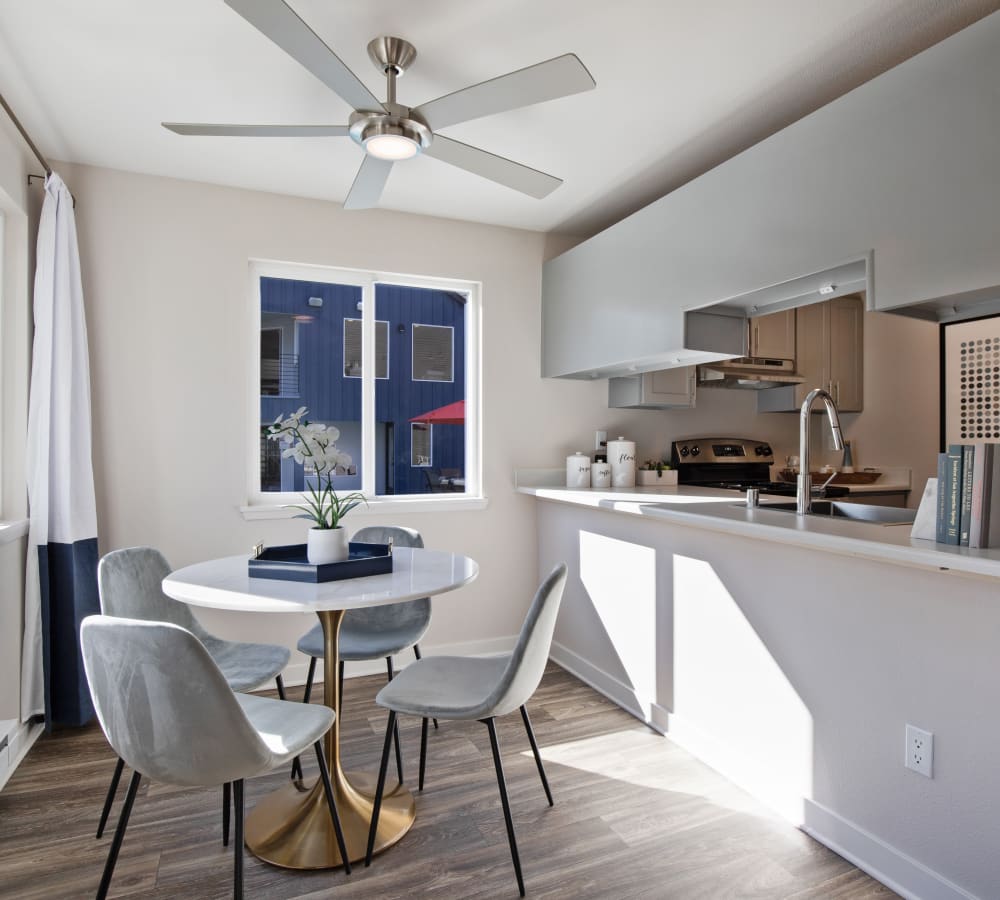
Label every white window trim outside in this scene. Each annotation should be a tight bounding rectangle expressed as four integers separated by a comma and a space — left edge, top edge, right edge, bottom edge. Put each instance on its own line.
410, 422, 433, 467
343, 317, 389, 380
411, 323, 455, 383
245, 259, 484, 515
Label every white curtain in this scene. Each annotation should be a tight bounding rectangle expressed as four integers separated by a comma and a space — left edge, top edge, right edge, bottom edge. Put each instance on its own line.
21, 173, 98, 725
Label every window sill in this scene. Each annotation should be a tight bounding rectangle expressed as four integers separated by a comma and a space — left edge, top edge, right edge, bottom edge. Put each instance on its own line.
0, 519, 29, 546
240, 495, 489, 521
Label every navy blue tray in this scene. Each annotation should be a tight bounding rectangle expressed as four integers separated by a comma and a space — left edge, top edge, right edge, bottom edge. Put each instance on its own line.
248, 542, 393, 583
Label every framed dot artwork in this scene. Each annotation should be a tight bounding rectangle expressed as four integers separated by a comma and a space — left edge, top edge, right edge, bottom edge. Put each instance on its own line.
941, 315, 1000, 448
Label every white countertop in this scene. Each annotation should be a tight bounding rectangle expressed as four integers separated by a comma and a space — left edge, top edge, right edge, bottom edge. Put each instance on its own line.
516, 481, 1000, 581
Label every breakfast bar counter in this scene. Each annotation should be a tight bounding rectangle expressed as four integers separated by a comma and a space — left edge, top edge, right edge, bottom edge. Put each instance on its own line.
520, 478, 1000, 899
516, 482, 1000, 581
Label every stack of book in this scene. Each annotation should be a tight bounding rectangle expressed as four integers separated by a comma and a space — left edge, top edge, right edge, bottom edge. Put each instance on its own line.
936, 443, 1000, 547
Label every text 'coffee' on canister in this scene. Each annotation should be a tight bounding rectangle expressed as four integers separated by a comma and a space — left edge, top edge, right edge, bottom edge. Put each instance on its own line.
566, 452, 591, 488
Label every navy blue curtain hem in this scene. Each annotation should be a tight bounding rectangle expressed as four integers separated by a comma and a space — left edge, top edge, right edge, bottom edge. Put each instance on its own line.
38, 537, 100, 729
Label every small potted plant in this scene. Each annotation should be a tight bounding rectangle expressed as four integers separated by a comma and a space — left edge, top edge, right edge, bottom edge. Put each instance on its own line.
637, 458, 678, 487
267, 407, 366, 564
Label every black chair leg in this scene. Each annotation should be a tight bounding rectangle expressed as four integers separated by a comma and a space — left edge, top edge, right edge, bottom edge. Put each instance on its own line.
520, 704, 553, 807
386, 658, 404, 784
365, 710, 397, 867
413, 645, 439, 729
314, 742, 351, 874
278, 675, 304, 781
302, 656, 317, 704
223, 782, 231, 846
96, 756, 125, 839
97, 770, 141, 900
233, 779, 244, 900
484, 717, 525, 898
419, 717, 428, 791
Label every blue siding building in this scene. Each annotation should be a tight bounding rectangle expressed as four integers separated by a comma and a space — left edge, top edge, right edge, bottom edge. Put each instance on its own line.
260, 277, 466, 495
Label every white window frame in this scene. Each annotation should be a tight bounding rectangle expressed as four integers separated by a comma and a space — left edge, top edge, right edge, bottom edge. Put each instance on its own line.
411, 323, 455, 383
343, 317, 389, 380
244, 259, 484, 515
410, 422, 433, 467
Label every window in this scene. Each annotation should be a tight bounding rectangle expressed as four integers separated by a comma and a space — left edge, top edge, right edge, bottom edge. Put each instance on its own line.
343, 318, 389, 378
412, 324, 453, 382
249, 261, 480, 506
411, 423, 432, 466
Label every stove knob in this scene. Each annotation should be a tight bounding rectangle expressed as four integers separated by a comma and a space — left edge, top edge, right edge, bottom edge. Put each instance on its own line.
690, 445, 701, 457
761, 445, 773, 456
680, 446, 690, 457
754, 445, 764, 456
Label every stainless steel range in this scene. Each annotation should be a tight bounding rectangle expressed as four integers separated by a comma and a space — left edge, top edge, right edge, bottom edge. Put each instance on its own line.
669, 437, 848, 498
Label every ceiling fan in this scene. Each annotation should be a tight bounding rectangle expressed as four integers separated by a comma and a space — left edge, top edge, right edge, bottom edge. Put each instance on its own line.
163, 0, 596, 209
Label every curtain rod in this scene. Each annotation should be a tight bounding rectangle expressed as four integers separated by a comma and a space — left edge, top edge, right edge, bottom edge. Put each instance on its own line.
0, 90, 52, 176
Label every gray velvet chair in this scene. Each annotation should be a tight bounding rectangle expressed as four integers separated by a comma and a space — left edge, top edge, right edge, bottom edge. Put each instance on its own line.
364, 563, 568, 897
95, 547, 292, 837
296, 525, 435, 783
81, 616, 349, 900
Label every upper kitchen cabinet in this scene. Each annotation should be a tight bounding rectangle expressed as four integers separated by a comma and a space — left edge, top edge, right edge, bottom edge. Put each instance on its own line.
757, 295, 864, 413
608, 367, 695, 409
749, 309, 795, 359
542, 13, 1000, 380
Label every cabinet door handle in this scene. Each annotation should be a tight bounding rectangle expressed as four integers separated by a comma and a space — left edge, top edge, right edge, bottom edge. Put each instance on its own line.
835, 381, 840, 404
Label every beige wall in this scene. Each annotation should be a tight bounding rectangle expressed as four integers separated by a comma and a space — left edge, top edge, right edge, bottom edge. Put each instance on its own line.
0, 114, 34, 721
58, 161, 683, 676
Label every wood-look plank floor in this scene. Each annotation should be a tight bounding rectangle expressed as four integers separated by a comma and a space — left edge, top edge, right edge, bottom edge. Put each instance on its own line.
0, 665, 895, 899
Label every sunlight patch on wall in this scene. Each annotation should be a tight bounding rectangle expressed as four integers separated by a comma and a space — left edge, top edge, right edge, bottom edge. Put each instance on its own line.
672, 554, 813, 822
579, 530, 656, 717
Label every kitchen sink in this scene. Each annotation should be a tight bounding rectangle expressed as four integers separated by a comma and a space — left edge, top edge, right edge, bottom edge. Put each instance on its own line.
753, 500, 917, 524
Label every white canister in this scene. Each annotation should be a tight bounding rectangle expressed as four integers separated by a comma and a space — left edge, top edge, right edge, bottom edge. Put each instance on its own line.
607, 436, 636, 487
591, 461, 612, 488
565, 452, 591, 488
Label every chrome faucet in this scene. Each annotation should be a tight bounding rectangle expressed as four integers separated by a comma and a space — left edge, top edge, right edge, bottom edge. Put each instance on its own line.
797, 388, 844, 515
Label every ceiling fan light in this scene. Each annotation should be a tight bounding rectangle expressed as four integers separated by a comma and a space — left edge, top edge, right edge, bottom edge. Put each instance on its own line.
365, 133, 419, 160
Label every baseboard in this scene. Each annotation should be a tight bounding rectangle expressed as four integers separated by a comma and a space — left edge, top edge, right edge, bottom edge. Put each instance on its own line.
549, 640, 658, 728
279, 634, 519, 688
0, 718, 44, 792
802, 800, 980, 900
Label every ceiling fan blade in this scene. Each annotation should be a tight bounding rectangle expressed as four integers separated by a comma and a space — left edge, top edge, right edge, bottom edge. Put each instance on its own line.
224, 0, 384, 112
162, 123, 350, 137
423, 135, 562, 199
413, 53, 595, 131
343, 155, 393, 209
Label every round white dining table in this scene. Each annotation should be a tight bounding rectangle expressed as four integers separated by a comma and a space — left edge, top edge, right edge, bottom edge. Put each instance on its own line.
162, 547, 479, 870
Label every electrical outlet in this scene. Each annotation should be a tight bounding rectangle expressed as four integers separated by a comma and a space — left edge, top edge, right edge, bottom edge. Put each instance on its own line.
595, 430, 607, 451
905, 724, 933, 777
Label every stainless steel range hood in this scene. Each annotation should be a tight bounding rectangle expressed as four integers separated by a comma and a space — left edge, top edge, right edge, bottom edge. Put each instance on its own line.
697, 357, 805, 390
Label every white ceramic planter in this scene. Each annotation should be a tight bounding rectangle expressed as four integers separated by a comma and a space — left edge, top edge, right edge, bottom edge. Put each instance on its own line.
307, 526, 349, 564
637, 469, 678, 486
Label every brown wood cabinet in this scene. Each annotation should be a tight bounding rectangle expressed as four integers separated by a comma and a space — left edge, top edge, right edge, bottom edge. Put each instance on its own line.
757, 295, 864, 412
749, 309, 796, 359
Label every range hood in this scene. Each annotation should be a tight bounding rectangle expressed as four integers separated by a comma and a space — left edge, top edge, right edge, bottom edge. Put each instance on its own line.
697, 357, 805, 390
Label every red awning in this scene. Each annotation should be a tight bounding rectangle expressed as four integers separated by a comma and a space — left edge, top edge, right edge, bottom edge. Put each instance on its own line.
409, 400, 465, 425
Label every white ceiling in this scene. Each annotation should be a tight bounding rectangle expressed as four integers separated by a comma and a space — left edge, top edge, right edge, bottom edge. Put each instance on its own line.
0, 0, 995, 237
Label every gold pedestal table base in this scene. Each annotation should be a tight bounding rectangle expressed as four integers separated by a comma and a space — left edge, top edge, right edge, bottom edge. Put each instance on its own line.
245, 609, 414, 869
245, 770, 414, 868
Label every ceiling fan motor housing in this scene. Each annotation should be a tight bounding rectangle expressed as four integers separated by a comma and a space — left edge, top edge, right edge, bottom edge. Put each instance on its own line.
350, 36, 432, 158
348, 108, 433, 157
